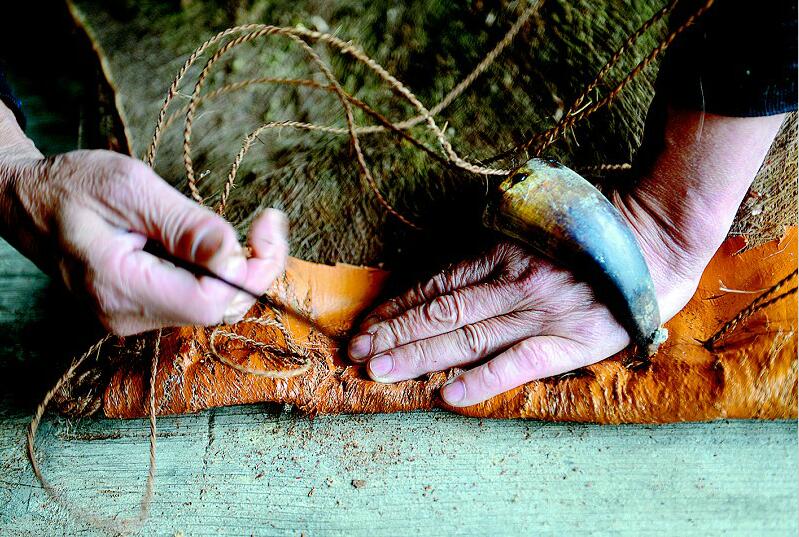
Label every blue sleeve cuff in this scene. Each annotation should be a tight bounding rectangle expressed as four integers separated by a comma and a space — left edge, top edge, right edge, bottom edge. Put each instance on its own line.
0, 67, 26, 131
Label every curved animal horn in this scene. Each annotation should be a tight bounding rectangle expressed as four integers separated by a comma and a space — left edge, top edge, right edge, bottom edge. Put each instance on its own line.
483, 158, 666, 356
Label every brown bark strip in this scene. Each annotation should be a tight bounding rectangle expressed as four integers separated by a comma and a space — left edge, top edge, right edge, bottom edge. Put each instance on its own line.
102, 228, 798, 423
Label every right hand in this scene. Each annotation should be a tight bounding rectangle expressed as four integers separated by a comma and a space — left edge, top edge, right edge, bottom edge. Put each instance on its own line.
0, 149, 288, 336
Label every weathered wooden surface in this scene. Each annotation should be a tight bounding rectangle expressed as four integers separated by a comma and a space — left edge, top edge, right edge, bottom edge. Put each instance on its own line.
1, 3, 797, 534
0, 239, 797, 536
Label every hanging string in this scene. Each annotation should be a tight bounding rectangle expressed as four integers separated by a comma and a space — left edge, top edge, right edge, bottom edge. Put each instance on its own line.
167, 0, 711, 224
26, 333, 157, 535
485, 0, 713, 165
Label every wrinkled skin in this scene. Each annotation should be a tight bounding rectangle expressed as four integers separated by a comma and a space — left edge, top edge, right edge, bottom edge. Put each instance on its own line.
349, 108, 787, 407
0, 103, 288, 336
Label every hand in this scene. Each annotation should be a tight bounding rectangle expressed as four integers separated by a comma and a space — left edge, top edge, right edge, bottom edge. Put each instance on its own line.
347, 235, 688, 407
0, 149, 288, 335
348, 241, 631, 405
348, 108, 785, 407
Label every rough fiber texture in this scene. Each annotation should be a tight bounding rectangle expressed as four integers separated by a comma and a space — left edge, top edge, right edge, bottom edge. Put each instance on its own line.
96, 229, 798, 423
0, 231, 790, 535
732, 112, 799, 248
2, 8, 796, 528
66, 0, 679, 270
66, 0, 797, 266
50, 0, 799, 425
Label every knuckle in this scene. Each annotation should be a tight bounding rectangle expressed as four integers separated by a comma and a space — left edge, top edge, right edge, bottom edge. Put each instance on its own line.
411, 281, 429, 303
514, 267, 544, 297
376, 317, 408, 348
515, 340, 552, 377
409, 342, 437, 374
380, 297, 402, 316
101, 157, 138, 193
513, 265, 568, 311
479, 360, 503, 391
98, 156, 145, 205
432, 270, 458, 293
106, 153, 142, 182
460, 324, 488, 357
424, 293, 461, 325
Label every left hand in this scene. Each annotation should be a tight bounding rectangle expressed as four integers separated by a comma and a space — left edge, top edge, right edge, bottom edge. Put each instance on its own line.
347, 240, 641, 407
346, 107, 785, 407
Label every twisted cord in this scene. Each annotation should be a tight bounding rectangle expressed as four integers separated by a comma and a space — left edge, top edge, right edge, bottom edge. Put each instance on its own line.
705, 269, 799, 350
209, 315, 313, 378
486, 0, 712, 166
26, 333, 158, 534
529, 0, 715, 157
155, 0, 701, 225
28, 3, 720, 532
569, 0, 679, 115
579, 162, 633, 175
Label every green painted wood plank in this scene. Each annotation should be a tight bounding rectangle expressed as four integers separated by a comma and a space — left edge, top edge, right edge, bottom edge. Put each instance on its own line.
0, 239, 796, 536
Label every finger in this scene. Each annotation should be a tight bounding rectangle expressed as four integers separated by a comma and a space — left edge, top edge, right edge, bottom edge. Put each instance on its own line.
349, 280, 520, 362
69, 213, 238, 334
221, 210, 290, 324
248, 208, 289, 259
365, 311, 543, 382
123, 248, 240, 327
440, 336, 596, 407
359, 245, 508, 330
101, 155, 246, 283
97, 312, 172, 337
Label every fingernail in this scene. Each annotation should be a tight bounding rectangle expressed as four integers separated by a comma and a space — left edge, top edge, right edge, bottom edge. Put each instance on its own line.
193, 226, 226, 264
441, 378, 465, 405
368, 354, 394, 378
223, 291, 253, 324
348, 333, 373, 361
359, 314, 381, 331
266, 209, 288, 237
220, 253, 247, 282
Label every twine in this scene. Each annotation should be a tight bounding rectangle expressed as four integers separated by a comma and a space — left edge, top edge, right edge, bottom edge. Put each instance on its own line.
156, 0, 708, 221
26, 1, 720, 532
486, 0, 714, 165
208, 315, 314, 378
704, 269, 799, 350
26, 333, 156, 535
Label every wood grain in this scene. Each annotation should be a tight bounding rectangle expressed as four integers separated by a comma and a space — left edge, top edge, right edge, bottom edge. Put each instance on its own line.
1, 239, 797, 535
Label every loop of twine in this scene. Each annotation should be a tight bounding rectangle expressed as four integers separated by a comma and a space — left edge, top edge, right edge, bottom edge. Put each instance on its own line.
27, 1, 717, 532
208, 314, 313, 378
168, 0, 711, 220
